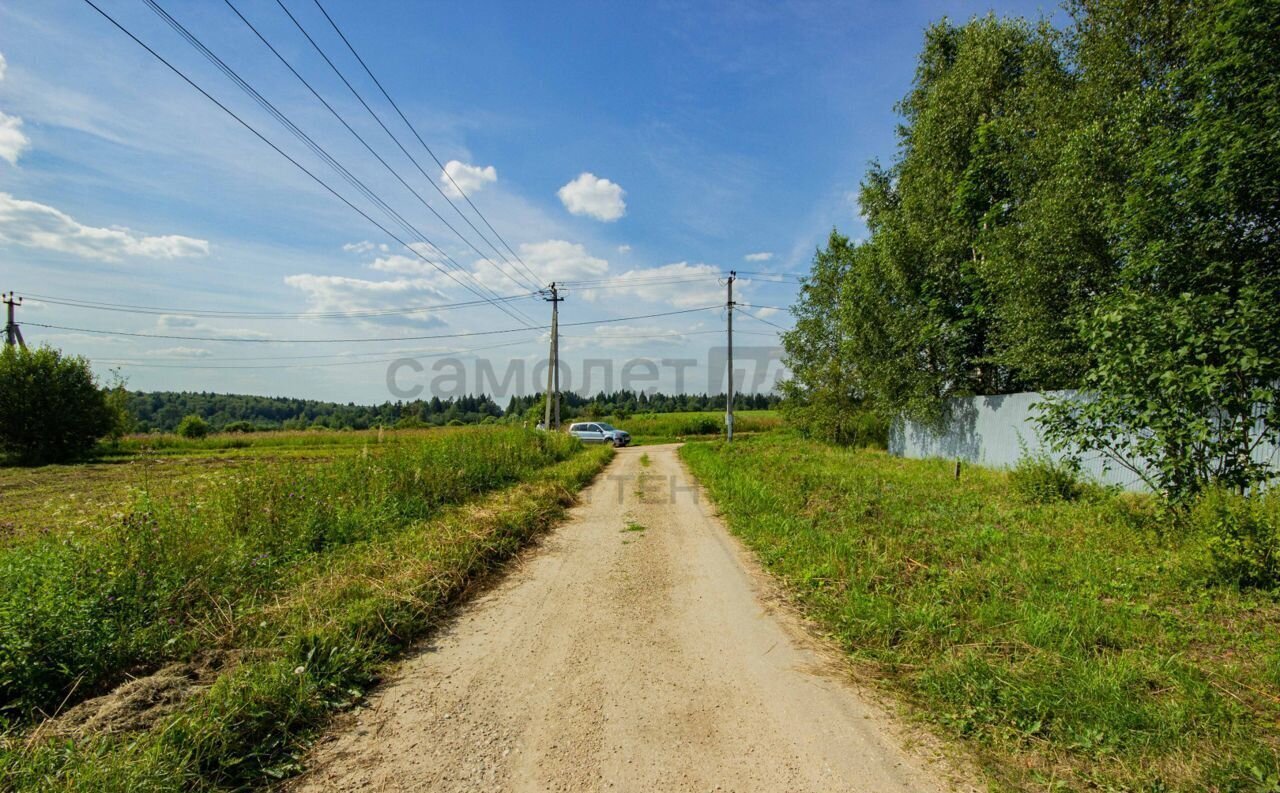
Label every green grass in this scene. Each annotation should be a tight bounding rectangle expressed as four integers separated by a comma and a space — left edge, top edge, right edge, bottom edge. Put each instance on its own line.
596, 410, 782, 445
681, 434, 1280, 792
1, 429, 456, 546
0, 427, 589, 728
623, 521, 647, 533
639, 453, 651, 467
0, 442, 612, 790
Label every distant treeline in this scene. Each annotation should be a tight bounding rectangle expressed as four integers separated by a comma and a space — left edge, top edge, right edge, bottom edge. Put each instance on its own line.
125, 390, 780, 432
126, 392, 502, 432
503, 391, 779, 420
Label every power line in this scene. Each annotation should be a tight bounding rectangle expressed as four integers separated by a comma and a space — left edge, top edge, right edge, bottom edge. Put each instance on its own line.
21, 290, 540, 320
141, 0, 537, 328
276, 0, 543, 293
95, 337, 538, 370
84, 0, 533, 329
735, 303, 792, 312
734, 306, 791, 332
735, 270, 806, 279
225, 0, 541, 296
25, 305, 722, 344
307, 0, 543, 290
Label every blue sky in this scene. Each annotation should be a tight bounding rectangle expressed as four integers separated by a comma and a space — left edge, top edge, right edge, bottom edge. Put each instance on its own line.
0, 0, 1056, 403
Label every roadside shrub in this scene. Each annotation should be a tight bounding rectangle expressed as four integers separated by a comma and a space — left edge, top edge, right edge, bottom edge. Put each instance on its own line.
0, 345, 115, 465
1191, 488, 1280, 590
784, 401, 887, 448
175, 414, 210, 439
1009, 452, 1083, 504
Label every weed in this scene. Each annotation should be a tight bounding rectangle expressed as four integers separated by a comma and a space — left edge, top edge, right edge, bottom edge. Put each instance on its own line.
622, 522, 647, 533
639, 453, 651, 467
1189, 487, 1280, 590
1009, 452, 1085, 503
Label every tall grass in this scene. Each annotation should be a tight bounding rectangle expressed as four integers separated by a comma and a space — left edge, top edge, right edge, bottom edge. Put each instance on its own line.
0, 427, 580, 726
682, 434, 1280, 792
601, 410, 782, 443
1, 445, 612, 790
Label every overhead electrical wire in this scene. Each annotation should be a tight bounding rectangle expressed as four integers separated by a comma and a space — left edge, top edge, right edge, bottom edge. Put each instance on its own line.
224, 0, 541, 296
735, 270, 806, 279
25, 305, 722, 344
82, 0, 534, 331
95, 337, 539, 370
22, 291, 541, 320
275, 0, 543, 293
306, 0, 544, 290
97, 325, 744, 367
141, 0, 538, 328
733, 306, 791, 332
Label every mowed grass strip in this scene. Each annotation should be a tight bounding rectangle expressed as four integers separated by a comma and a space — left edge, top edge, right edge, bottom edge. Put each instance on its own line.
681, 435, 1280, 792
0, 427, 582, 727
0, 444, 612, 791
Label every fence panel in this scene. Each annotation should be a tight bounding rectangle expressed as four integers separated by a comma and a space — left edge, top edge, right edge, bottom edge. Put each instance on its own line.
888, 390, 1279, 492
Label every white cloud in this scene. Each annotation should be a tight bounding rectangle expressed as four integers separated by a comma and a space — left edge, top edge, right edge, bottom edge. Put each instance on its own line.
755, 307, 781, 318
148, 346, 214, 359
441, 160, 497, 198
0, 54, 30, 165
617, 244, 631, 254
0, 112, 29, 164
560, 323, 695, 352
283, 274, 450, 326
744, 251, 773, 262
156, 315, 271, 339
580, 262, 723, 308
557, 172, 626, 222
343, 240, 387, 255
0, 193, 209, 261
368, 253, 437, 277
512, 239, 609, 284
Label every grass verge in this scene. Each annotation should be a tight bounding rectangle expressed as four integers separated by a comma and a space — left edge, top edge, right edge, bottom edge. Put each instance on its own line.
681, 434, 1280, 792
0, 428, 582, 725
0, 442, 612, 791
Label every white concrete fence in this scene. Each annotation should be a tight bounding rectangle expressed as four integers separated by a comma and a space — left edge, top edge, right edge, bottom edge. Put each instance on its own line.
888, 390, 1280, 491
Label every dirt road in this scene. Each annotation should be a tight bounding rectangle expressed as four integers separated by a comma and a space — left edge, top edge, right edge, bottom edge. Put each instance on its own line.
294, 444, 964, 792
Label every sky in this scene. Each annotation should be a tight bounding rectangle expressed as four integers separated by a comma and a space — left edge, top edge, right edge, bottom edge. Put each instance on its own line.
0, 0, 1057, 404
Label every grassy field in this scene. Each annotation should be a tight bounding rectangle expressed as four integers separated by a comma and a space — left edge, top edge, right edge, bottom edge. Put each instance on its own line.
1, 428, 463, 545
598, 409, 782, 445
682, 434, 1280, 792
0, 427, 612, 791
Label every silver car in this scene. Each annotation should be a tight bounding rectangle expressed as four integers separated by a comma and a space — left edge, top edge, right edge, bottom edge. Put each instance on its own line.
568, 421, 631, 447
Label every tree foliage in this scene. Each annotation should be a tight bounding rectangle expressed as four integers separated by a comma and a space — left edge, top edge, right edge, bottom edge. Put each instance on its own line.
0, 346, 114, 465
784, 0, 1280, 494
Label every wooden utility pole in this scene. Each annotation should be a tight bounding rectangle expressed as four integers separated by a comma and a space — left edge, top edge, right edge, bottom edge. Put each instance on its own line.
3, 292, 24, 349
726, 271, 735, 442
543, 283, 564, 429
